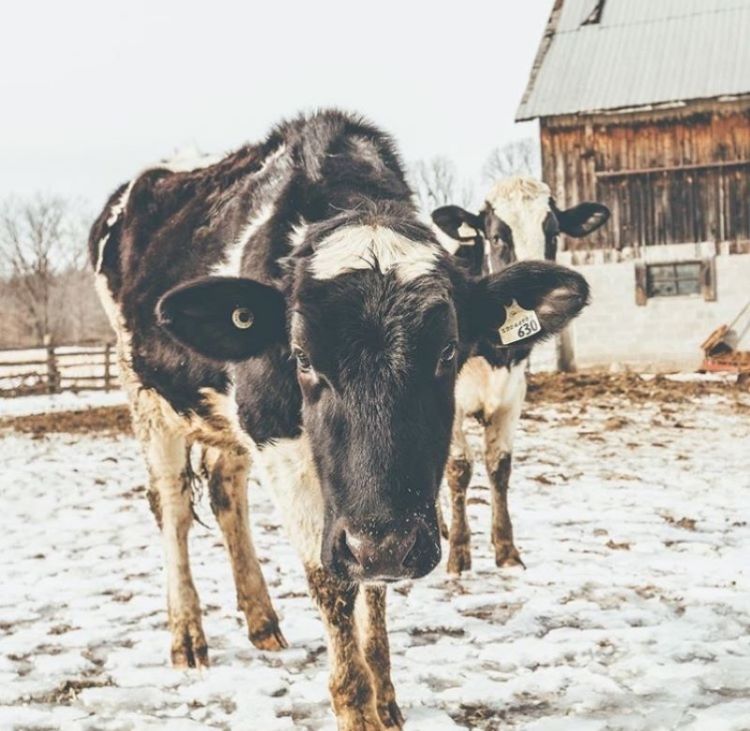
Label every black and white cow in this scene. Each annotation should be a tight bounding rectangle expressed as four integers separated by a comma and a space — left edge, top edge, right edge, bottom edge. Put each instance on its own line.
91, 113, 590, 730
432, 177, 609, 573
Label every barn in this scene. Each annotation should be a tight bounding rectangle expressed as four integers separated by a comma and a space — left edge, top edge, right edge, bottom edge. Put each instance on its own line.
518, 0, 750, 370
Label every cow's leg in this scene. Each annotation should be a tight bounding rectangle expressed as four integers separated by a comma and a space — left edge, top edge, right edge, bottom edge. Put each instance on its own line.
436, 500, 449, 540
356, 585, 403, 730
445, 411, 473, 574
484, 391, 525, 569
133, 394, 208, 668
205, 446, 287, 651
307, 567, 385, 731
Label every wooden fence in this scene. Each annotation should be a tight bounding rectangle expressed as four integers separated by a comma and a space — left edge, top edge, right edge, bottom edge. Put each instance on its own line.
0, 342, 118, 397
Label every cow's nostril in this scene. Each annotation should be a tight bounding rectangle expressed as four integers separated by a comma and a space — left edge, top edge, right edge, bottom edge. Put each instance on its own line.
400, 527, 419, 568
337, 529, 358, 565
342, 530, 364, 566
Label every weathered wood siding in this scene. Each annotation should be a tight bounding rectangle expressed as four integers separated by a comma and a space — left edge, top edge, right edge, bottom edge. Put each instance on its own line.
541, 100, 750, 251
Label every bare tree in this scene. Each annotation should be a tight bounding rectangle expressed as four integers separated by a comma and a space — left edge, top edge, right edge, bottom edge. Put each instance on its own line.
482, 138, 540, 183
0, 195, 88, 345
409, 157, 475, 214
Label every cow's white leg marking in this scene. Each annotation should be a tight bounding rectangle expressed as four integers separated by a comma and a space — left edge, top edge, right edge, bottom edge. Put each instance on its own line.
134, 390, 208, 668
445, 407, 473, 575
355, 585, 403, 730
204, 446, 287, 651
483, 366, 527, 569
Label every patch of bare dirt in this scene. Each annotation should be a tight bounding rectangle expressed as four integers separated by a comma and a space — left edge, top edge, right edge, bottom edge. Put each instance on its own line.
0, 405, 132, 437
1, 371, 745, 437
451, 700, 553, 731
527, 371, 743, 406
662, 515, 698, 531
29, 677, 114, 705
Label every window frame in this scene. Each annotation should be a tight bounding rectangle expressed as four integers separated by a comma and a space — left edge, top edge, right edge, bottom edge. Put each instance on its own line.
635, 257, 716, 305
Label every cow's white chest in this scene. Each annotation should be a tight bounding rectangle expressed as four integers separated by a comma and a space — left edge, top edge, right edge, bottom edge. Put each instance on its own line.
252, 435, 324, 565
455, 357, 527, 418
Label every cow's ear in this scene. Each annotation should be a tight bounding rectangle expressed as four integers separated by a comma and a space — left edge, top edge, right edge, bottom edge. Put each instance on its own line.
465, 261, 589, 351
431, 205, 484, 242
157, 276, 286, 361
555, 202, 610, 238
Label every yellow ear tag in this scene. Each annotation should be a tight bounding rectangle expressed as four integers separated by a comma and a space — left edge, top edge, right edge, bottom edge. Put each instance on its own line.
232, 307, 254, 330
457, 222, 478, 239
499, 299, 541, 345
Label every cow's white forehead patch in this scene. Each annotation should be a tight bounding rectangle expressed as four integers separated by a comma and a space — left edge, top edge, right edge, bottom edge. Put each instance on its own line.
310, 225, 440, 282
485, 176, 551, 262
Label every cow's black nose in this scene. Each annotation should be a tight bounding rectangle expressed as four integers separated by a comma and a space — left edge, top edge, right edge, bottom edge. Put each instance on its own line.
331, 521, 440, 581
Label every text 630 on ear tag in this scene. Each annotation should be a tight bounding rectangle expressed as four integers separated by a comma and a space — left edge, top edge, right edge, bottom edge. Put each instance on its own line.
498, 299, 541, 345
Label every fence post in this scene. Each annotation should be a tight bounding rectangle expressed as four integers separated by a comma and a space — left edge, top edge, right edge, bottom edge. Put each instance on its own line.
555, 328, 577, 373
104, 342, 112, 392
44, 334, 61, 394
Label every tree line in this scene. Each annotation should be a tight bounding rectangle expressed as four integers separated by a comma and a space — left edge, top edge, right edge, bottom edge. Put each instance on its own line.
0, 139, 538, 349
0, 195, 110, 348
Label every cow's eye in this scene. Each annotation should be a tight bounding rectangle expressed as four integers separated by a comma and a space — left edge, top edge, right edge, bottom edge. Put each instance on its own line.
231, 307, 254, 330
294, 348, 312, 373
439, 342, 457, 365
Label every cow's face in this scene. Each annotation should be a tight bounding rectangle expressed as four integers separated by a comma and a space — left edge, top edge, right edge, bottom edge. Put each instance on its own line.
157, 214, 589, 582
432, 177, 609, 275
289, 223, 454, 583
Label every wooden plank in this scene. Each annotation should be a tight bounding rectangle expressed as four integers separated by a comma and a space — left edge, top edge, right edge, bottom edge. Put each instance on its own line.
596, 159, 750, 179
55, 349, 110, 359
58, 374, 112, 382
0, 358, 49, 367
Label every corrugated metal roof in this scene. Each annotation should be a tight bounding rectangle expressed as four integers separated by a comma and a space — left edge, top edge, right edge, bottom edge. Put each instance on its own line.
516, 0, 750, 120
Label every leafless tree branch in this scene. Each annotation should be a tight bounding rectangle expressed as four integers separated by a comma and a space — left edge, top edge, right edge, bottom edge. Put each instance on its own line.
409, 157, 476, 214
482, 138, 541, 183
0, 194, 89, 345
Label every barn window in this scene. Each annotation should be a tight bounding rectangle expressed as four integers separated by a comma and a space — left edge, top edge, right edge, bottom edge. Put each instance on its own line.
648, 262, 701, 297
634, 259, 716, 305
582, 0, 606, 25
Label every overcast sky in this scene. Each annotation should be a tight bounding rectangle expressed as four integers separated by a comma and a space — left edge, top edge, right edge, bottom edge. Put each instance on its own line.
1, 0, 552, 208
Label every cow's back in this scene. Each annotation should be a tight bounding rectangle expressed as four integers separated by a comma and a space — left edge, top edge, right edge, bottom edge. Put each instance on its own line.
90, 143, 272, 414
90, 110, 413, 427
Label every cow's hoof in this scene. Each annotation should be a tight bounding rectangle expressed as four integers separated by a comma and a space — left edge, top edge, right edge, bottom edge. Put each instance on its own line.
170, 618, 209, 669
378, 699, 405, 729
494, 543, 526, 569
249, 619, 289, 651
337, 708, 388, 731
447, 543, 472, 574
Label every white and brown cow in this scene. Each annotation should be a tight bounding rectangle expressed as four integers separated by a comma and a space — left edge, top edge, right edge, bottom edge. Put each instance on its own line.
91, 114, 590, 729
432, 177, 609, 573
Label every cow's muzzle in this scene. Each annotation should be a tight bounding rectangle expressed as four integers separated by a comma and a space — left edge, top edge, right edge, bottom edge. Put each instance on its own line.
326, 517, 441, 582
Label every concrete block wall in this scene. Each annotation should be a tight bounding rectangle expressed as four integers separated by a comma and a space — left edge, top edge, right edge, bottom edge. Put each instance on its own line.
565, 253, 750, 370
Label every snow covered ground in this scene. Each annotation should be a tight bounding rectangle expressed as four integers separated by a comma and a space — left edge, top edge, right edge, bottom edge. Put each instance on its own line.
0, 390, 126, 419
1, 385, 749, 730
